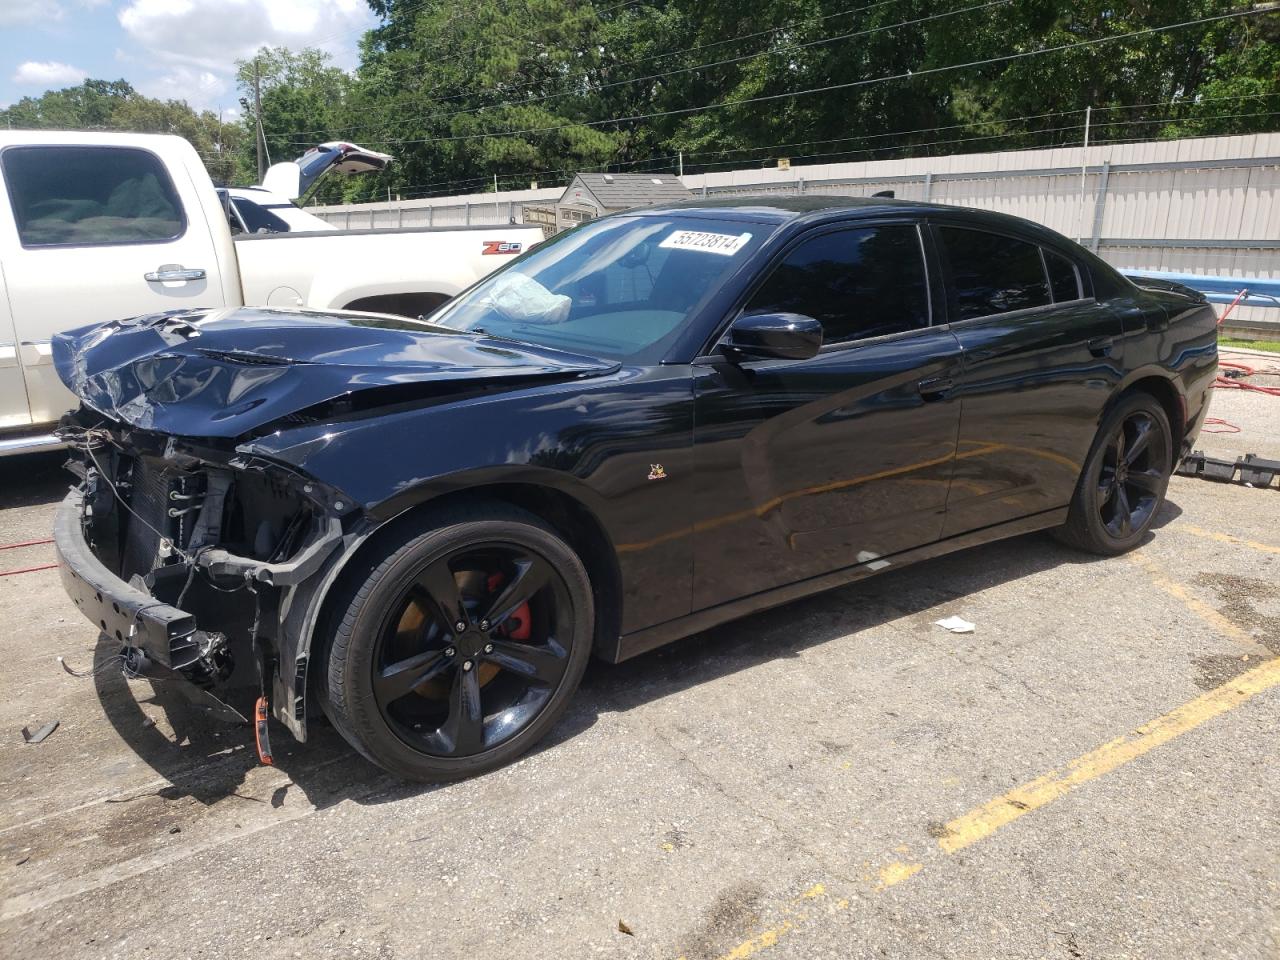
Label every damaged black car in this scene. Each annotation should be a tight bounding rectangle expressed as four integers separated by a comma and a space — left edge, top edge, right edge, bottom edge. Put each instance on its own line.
53, 197, 1218, 781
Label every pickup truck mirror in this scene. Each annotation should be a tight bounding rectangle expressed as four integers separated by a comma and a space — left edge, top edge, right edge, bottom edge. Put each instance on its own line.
725, 312, 823, 361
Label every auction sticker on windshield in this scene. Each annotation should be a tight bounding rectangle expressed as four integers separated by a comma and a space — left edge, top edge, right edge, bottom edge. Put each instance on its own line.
658, 230, 753, 256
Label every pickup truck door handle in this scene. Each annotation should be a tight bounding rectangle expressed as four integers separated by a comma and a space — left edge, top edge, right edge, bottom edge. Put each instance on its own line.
144, 265, 206, 283
916, 375, 954, 400
1087, 336, 1115, 358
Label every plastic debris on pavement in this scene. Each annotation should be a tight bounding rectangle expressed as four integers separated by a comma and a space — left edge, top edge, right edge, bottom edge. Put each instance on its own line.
21, 720, 59, 744
934, 616, 976, 634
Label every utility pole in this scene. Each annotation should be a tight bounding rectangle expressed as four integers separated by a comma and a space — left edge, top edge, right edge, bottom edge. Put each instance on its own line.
494, 173, 499, 193
254, 59, 265, 182
1076, 105, 1091, 243
678, 151, 683, 178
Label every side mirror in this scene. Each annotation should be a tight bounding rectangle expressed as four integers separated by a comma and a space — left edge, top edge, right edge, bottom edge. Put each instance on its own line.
725, 312, 823, 361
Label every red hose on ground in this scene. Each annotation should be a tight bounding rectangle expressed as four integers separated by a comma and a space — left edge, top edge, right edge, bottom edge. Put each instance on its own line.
0, 538, 54, 551
1202, 418, 1241, 434
1215, 361, 1280, 397
0, 538, 57, 575
0, 563, 58, 577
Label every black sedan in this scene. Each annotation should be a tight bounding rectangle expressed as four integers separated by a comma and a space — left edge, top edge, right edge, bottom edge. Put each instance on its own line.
52, 196, 1217, 780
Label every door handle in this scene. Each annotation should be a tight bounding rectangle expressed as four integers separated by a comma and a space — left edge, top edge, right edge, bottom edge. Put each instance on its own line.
1087, 336, 1114, 358
19, 341, 55, 366
144, 265, 206, 283
916, 375, 954, 400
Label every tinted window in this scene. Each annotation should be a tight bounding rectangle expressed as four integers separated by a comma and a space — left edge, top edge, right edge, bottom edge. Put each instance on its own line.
2, 146, 183, 247
939, 227, 1050, 320
1044, 249, 1082, 302
744, 225, 929, 343
233, 197, 291, 234
430, 215, 765, 362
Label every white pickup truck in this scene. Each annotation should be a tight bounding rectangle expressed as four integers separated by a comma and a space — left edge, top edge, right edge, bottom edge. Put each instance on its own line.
0, 131, 542, 454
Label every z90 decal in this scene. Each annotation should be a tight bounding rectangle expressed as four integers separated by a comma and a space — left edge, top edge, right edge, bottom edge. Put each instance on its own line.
482, 240, 523, 255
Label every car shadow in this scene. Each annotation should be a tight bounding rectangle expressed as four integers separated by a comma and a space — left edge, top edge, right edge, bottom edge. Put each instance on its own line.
84, 496, 1184, 809
572, 501, 1184, 729
0, 450, 69, 510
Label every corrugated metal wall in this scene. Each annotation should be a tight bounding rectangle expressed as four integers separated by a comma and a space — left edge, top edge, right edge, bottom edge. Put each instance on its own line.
311, 133, 1280, 326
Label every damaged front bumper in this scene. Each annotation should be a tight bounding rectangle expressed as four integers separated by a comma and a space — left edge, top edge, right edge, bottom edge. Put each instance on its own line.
54, 420, 356, 742
55, 488, 203, 669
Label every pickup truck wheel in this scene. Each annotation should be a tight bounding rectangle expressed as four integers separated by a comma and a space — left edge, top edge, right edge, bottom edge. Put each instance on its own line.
1054, 392, 1172, 556
322, 504, 593, 781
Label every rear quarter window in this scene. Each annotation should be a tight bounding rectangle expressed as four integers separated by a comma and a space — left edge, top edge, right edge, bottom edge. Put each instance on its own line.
1, 145, 185, 247
938, 226, 1051, 320
1044, 249, 1083, 302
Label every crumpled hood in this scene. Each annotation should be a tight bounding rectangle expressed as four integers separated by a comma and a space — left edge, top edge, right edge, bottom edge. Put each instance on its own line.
53, 306, 618, 438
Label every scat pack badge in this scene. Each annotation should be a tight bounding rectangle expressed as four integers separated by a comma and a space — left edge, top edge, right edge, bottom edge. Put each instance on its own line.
647, 464, 667, 481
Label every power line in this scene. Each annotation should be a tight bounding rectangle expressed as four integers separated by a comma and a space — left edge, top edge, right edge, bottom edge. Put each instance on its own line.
387, 103, 1280, 198
293, 0, 1012, 144
678, 110, 1280, 172
285, 0, 912, 139
324, 6, 1276, 147
683, 99, 1280, 163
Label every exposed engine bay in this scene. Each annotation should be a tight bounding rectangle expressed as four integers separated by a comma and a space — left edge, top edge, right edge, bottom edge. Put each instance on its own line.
56, 410, 345, 736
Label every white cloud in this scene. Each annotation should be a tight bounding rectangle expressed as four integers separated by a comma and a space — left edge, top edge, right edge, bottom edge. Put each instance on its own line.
118, 0, 374, 73
131, 65, 229, 108
0, 0, 67, 27
11, 60, 90, 87
114, 0, 374, 111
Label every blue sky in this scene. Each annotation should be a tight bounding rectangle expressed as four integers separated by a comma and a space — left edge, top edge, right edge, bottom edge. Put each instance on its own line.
1, 0, 376, 117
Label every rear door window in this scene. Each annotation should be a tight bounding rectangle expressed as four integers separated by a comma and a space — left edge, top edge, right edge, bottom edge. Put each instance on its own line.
1044, 249, 1083, 302
2, 145, 184, 247
232, 197, 291, 234
938, 226, 1050, 320
743, 224, 930, 344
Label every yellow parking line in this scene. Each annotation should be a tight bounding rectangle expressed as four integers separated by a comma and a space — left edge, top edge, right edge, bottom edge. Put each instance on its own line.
705, 656, 1280, 958
874, 861, 922, 889
1125, 551, 1258, 647
696, 548, 1279, 960
1178, 523, 1280, 556
937, 655, 1280, 853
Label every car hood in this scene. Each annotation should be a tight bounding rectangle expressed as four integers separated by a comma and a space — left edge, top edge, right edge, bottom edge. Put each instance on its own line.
53, 306, 618, 439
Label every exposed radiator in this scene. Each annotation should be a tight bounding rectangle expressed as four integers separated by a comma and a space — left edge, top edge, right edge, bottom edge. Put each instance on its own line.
120, 458, 172, 584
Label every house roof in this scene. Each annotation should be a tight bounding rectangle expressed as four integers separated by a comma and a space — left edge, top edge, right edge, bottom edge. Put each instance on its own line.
560, 172, 693, 210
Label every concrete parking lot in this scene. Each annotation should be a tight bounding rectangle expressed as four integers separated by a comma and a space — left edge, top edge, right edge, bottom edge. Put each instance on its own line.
1, 357, 1277, 959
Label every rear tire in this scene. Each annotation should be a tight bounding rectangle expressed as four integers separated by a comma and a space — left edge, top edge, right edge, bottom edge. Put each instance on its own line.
320, 503, 593, 782
1054, 392, 1173, 556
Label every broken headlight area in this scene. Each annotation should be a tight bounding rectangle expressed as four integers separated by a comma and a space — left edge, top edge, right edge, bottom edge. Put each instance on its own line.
57, 413, 345, 705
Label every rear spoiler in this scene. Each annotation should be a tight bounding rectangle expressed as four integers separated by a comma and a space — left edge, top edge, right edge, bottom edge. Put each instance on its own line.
1122, 273, 1207, 302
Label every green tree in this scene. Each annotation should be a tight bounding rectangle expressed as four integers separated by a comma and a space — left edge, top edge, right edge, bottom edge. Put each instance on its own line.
235, 46, 356, 198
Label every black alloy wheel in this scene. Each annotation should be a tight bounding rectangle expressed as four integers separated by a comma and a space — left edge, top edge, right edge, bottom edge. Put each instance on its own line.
322, 503, 593, 781
372, 545, 571, 758
1096, 409, 1169, 539
1056, 391, 1173, 556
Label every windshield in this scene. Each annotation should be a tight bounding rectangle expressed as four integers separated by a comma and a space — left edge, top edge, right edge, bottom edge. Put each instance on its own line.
429, 214, 765, 361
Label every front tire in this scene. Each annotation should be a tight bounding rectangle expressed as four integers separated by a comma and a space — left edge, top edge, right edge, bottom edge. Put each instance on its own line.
321, 503, 593, 782
1055, 392, 1173, 556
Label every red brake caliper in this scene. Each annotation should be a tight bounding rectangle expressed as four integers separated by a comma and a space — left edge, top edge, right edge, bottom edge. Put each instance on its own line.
486, 573, 531, 640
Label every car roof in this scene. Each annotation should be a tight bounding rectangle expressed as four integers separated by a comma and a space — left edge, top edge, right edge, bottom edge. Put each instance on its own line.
627, 194, 1076, 246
